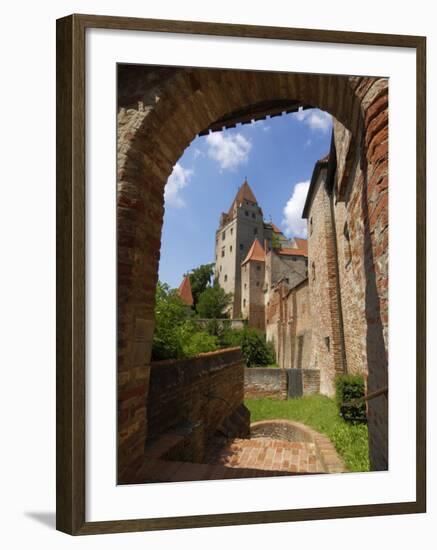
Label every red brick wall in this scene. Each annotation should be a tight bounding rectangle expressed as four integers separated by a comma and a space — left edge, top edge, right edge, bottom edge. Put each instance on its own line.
146, 348, 249, 461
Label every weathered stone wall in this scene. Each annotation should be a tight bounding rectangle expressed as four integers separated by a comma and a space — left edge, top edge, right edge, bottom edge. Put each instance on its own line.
332, 81, 389, 470
266, 278, 312, 371
146, 348, 249, 463
244, 367, 288, 399
306, 167, 344, 396
215, 199, 265, 317
264, 250, 307, 294
245, 367, 320, 399
116, 65, 388, 476
241, 259, 265, 331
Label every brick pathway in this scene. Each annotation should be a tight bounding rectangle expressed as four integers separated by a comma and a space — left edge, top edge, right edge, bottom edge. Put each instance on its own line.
206, 437, 323, 473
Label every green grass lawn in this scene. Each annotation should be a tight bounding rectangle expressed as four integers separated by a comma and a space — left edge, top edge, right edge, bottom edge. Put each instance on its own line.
245, 395, 369, 472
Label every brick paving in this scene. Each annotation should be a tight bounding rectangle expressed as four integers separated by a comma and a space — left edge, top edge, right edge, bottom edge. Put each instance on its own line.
206, 436, 324, 474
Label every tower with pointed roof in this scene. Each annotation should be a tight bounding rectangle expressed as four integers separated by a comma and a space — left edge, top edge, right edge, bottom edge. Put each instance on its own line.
214, 179, 272, 317
241, 239, 266, 330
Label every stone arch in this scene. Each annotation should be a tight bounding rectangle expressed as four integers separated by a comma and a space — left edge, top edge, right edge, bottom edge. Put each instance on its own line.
117, 65, 388, 481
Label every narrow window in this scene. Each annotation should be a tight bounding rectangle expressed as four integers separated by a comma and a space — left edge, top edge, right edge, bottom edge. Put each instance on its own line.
344, 222, 352, 267
254, 227, 258, 235
256, 265, 261, 271
222, 231, 226, 240
245, 210, 249, 216
221, 247, 225, 258
311, 262, 316, 282
240, 243, 244, 250
252, 213, 256, 219
230, 245, 233, 252
243, 299, 246, 308
310, 217, 313, 236
224, 274, 228, 282
325, 336, 330, 352
230, 228, 233, 235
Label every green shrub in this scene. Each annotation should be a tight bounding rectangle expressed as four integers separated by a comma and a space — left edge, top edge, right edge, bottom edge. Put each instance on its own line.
239, 328, 276, 367
180, 327, 218, 357
152, 282, 218, 360
335, 374, 367, 423
196, 283, 232, 318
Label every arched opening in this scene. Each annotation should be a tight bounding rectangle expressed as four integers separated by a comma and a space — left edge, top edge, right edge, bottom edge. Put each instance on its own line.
117, 65, 388, 483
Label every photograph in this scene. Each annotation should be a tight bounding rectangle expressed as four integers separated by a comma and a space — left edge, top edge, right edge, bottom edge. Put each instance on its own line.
117, 64, 389, 484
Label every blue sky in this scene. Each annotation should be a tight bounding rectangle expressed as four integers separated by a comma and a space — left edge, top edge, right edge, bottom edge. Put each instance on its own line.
159, 108, 332, 288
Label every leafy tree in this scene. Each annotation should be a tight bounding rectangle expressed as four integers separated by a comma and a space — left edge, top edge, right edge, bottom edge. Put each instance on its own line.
271, 233, 282, 250
196, 282, 232, 319
239, 328, 276, 367
152, 282, 188, 360
152, 281, 220, 360
185, 263, 214, 309
179, 326, 218, 357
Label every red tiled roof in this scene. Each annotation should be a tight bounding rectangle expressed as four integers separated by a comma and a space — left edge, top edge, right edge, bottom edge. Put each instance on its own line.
178, 276, 194, 306
278, 247, 308, 258
228, 179, 258, 216
294, 238, 308, 255
242, 239, 266, 265
271, 222, 283, 234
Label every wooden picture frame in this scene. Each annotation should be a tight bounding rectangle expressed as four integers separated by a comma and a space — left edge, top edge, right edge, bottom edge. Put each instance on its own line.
56, 13, 426, 535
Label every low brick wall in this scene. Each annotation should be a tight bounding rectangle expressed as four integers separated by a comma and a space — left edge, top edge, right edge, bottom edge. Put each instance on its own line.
245, 368, 321, 399
147, 348, 250, 463
303, 369, 320, 395
244, 368, 287, 399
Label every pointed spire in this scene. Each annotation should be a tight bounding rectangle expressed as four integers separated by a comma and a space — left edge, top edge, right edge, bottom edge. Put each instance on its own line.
178, 276, 194, 306
242, 239, 266, 265
228, 178, 258, 217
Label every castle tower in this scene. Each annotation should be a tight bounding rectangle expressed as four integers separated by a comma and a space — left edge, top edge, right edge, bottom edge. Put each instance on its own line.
241, 239, 266, 330
214, 179, 266, 317
177, 275, 194, 308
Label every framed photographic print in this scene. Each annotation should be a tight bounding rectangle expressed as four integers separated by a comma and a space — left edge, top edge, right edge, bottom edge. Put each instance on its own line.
56, 14, 426, 535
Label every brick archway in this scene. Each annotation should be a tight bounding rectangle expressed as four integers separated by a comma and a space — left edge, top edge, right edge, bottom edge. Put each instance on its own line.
117, 66, 388, 481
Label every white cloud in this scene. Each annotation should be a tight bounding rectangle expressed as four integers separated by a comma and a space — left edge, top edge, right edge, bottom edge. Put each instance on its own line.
205, 132, 252, 170
282, 180, 310, 238
193, 147, 205, 159
294, 108, 332, 134
164, 163, 193, 208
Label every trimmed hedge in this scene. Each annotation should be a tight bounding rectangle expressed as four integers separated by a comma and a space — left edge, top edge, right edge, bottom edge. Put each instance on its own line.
335, 374, 367, 423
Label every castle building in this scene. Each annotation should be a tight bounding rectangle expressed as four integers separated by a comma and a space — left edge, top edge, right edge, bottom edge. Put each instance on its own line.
214, 180, 274, 317
214, 179, 308, 326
